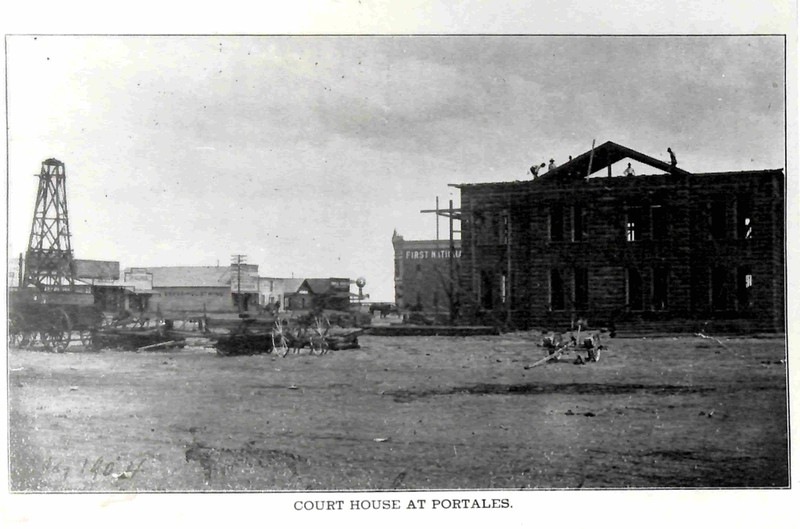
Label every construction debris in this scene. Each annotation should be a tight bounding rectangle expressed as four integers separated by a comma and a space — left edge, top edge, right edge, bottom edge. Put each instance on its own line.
523, 325, 607, 369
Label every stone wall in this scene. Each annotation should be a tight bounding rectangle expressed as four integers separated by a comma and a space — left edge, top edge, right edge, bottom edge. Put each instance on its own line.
458, 170, 785, 332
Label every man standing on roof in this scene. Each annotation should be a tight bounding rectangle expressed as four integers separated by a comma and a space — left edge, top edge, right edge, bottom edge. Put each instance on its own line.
623, 162, 635, 176
668, 147, 677, 168
548, 158, 557, 171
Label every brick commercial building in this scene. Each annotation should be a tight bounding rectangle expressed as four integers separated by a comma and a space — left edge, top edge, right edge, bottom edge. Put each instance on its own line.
455, 141, 785, 332
392, 231, 461, 313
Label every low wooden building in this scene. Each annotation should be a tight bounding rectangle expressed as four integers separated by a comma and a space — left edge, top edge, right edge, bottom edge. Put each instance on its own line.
284, 278, 351, 311
125, 264, 260, 315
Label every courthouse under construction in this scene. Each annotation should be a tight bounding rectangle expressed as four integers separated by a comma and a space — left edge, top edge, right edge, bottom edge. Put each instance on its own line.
449, 141, 785, 332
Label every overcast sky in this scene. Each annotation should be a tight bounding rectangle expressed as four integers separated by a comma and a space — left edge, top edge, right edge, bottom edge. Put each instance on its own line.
6, 36, 785, 301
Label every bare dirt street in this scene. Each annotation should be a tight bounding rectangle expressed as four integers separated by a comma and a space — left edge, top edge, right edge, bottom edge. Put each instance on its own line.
7, 333, 788, 491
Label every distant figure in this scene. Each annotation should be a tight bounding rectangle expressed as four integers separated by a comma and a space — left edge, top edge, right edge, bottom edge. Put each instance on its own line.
530, 163, 546, 178
623, 163, 635, 176
568, 155, 573, 161
668, 147, 677, 168
548, 158, 556, 171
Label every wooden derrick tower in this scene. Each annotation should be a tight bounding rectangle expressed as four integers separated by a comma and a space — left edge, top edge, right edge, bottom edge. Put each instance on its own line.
23, 158, 76, 291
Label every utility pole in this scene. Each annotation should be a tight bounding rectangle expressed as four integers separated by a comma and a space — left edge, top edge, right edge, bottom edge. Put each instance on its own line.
435, 196, 440, 240
421, 197, 462, 323
231, 254, 247, 312
586, 139, 596, 178
449, 199, 455, 323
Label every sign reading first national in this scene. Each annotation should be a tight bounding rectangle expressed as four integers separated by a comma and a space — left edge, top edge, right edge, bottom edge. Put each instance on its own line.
404, 249, 462, 260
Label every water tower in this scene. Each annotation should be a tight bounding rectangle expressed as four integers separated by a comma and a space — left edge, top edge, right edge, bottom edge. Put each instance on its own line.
355, 277, 366, 301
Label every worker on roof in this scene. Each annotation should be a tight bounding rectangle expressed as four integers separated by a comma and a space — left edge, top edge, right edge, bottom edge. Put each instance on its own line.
623, 162, 635, 176
548, 158, 557, 171
668, 147, 677, 168
530, 163, 546, 178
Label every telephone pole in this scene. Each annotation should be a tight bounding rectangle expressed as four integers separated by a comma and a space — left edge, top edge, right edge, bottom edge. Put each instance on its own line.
231, 254, 247, 312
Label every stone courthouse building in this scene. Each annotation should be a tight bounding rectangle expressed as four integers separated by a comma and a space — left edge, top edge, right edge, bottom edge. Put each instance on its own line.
455, 141, 785, 332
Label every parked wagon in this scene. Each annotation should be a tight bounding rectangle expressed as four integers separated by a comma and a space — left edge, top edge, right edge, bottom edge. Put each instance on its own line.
9, 288, 184, 353
211, 311, 364, 357
8, 288, 104, 353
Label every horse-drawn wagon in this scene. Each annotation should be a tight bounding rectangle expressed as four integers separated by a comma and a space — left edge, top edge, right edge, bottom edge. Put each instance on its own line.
8, 288, 104, 353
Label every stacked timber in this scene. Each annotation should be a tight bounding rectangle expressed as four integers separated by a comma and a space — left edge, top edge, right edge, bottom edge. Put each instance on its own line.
365, 325, 499, 337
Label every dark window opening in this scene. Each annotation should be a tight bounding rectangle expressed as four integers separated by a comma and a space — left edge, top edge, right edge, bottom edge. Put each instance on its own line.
549, 205, 564, 241
574, 268, 588, 311
710, 202, 727, 240
572, 205, 587, 241
474, 211, 493, 244
626, 207, 643, 242
712, 267, 730, 311
651, 205, 668, 240
737, 195, 753, 240
737, 267, 753, 311
480, 270, 493, 310
416, 292, 423, 311
501, 212, 509, 245
232, 293, 251, 311
433, 290, 440, 309
394, 259, 400, 279
690, 268, 706, 312
626, 268, 643, 310
652, 268, 669, 311
550, 269, 564, 310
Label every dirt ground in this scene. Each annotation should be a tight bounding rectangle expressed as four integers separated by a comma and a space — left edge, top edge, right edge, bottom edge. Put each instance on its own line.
6, 331, 789, 491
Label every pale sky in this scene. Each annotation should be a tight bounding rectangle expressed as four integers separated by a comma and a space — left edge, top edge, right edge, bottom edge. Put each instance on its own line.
6, 36, 785, 301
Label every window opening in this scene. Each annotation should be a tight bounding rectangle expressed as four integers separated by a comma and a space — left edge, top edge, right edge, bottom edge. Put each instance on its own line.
737, 195, 753, 240
626, 207, 643, 242
652, 268, 669, 311
651, 205, 667, 240
480, 270, 493, 310
574, 268, 588, 311
626, 268, 643, 310
737, 266, 753, 311
711, 267, 729, 311
710, 202, 727, 240
572, 205, 587, 241
550, 205, 564, 241
550, 269, 564, 310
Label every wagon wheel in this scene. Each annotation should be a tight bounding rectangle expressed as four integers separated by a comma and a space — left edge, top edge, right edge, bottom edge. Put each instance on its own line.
271, 321, 290, 357
43, 309, 73, 353
8, 313, 26, 348
78, 330, 92, 347
272, 332, 290, 357
309, 316, 330, 355
310, 336, 329, 355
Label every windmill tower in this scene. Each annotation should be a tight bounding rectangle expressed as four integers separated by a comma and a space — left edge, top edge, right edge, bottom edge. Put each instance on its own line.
23, 158, 76, 291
